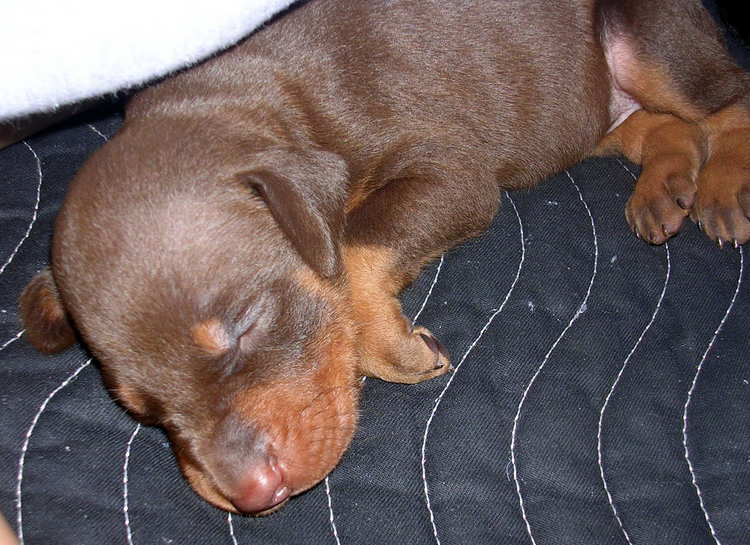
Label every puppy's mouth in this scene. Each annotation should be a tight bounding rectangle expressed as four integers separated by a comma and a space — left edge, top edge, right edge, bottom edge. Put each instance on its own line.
176, 379, 359, 515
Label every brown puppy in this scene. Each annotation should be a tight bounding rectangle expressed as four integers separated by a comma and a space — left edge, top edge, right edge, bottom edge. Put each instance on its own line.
18, 0, 750, 515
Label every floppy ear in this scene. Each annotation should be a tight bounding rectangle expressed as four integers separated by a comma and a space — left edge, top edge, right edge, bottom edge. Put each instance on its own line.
241, 148, 349, 278
19, 267, 77, 353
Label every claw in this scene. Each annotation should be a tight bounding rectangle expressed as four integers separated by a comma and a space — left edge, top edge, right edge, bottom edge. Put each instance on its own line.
735, 239, 740, 249
718, 238, 724, 249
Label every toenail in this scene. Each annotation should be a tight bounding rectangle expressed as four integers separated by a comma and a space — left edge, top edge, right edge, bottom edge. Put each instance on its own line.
420, 333, 439, 356
419, 333, 448, 368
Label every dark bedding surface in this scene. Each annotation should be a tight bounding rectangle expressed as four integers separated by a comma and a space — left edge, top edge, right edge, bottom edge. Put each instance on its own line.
1, 107, 749, 545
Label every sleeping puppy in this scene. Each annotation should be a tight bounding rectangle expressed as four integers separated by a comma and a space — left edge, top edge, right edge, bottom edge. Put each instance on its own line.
19, 0, 750, 514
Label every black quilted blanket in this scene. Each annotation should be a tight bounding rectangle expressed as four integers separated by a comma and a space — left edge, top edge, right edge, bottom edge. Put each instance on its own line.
1, 10, 749, 545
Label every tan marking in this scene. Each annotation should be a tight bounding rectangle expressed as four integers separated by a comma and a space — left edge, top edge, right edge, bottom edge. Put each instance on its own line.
293, 266, 340, 301
342, 245, 400, 295
231, 307, 359, 498
116, 384, 148, 417
701, 104, 750, 153
595, 110, 705, 168
342, 245, 451, 383
694, 104, 750, 242
190, 318, 231, 355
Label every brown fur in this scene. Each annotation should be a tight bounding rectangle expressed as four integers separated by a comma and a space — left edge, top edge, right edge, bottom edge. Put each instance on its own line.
595, 111, 706, 243
17, 0, 750, 513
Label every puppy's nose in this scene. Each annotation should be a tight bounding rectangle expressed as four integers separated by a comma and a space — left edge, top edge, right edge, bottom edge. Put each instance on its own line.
230, 456, 290, 513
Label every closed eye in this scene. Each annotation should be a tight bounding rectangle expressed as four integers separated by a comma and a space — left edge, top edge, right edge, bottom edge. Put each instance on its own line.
235, 292, 278, 355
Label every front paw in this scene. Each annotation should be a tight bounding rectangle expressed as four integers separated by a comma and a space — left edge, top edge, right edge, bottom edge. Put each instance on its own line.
409, 326, 452, 379
691, 159, 750, 247
359, 322, 453, 384
626, 167, 694, 245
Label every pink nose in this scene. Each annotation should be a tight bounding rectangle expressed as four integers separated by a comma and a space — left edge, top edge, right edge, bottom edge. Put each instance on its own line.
230, 457, 290, 514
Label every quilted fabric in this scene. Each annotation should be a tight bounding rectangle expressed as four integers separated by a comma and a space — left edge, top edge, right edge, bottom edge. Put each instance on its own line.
1, 103, 749, 545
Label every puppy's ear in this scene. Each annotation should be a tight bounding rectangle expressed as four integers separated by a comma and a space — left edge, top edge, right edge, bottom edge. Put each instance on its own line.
242, 148, 348, 278
19, 267, 77, 353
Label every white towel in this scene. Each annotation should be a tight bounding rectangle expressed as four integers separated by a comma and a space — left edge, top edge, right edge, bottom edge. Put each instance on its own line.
0, 0, 296, 120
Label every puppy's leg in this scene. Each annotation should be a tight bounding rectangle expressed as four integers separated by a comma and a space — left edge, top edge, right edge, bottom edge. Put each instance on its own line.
595, 110, 705, 243
343, 244, 450, 384
344, 162, 498, 384
693, 105, 750, 246
599, 0, 750, 245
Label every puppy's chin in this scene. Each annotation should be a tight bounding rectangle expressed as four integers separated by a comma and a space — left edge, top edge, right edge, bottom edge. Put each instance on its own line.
179, 459, 237, 513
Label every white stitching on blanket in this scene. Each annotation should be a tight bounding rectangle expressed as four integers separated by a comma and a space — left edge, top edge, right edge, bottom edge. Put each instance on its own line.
228, 513, 239, 545
511, 172, 598, 545
0, 142, 43, 276
597, 231, 671, 545
123, 423, 141, 545
421, 193, 525, 545
0, 330, 25, 352
325, 476, 342, 545
88, 124, 108, 141
15, 358, 92, 545
682, 247, 743, 545
412, 254, 445, 325
594, 159, 670, 544
615, 158, 636, 180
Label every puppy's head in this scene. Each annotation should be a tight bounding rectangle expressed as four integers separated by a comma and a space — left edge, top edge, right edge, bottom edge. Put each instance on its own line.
20, 130, 360, 514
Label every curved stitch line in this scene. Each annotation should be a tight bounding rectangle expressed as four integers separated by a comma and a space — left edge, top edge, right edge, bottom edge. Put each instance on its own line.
15, 358, 92, 545
228, 513, 239, 545
1, 330, 25, 352
325, 476, 342, 545
421, 193, 525, 545
412, 254, 445, 325
0, 142, 43, 276
510, 171, 598, 545
682, 247, 743, 545
88, 124, 108, 141
123, 423, 142, 545
597, 243, 671, 545
615, 158, 637, 181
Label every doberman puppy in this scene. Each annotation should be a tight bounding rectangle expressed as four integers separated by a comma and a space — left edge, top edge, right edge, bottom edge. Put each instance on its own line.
18, 0, 750, 515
